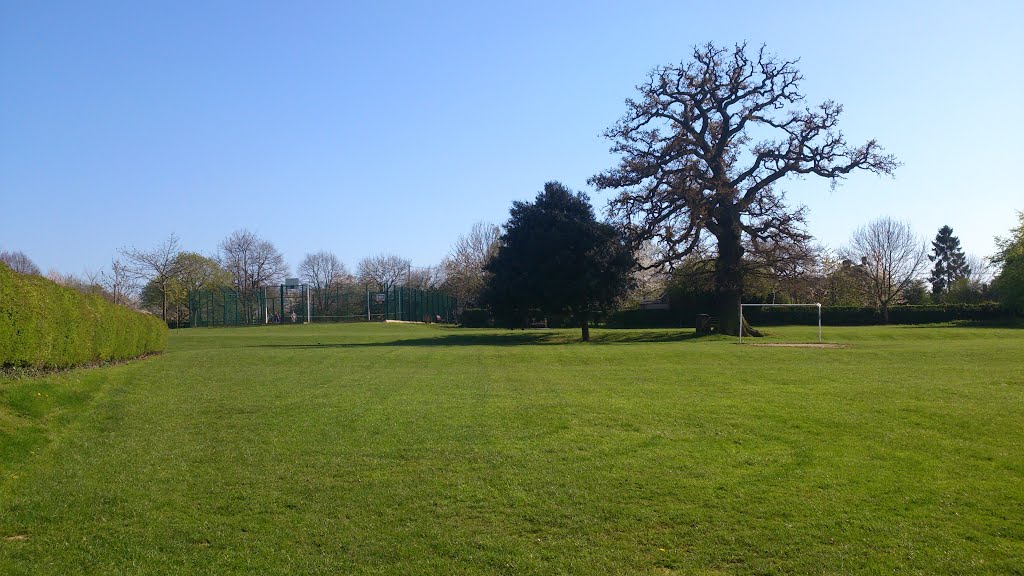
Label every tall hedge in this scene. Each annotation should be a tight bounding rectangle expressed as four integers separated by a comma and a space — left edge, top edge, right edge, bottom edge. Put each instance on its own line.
0, 263, 167, 368
604, 308, 687, 328
604, 303, 1010, 329
744, 303, 1007, 326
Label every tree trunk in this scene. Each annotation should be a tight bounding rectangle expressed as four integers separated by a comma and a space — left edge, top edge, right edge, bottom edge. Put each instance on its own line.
882, 303, 890, 324
580, 314, 590, 342
713, 212, 762, 337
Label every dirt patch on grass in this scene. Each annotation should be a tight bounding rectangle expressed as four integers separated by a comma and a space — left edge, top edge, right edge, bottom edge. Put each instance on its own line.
747, 343, 846, 348
4, 535, 29, 542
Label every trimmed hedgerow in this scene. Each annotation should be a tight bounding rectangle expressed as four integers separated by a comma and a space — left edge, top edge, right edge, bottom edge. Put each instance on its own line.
604, 303, 1010, 329
0, 263, 167, 369
604, 308, 687, 328
744, 303, 1008, 326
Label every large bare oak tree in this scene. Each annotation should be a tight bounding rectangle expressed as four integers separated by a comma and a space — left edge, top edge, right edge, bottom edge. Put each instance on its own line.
590, 43, 898, 335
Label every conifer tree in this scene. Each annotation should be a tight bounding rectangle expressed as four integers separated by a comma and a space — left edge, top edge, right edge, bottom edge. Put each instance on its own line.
928, 225, 969, 295
484, 182, 636, 342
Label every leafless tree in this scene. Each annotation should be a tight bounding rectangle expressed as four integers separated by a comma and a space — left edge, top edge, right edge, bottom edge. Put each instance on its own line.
101, 258, 138, 307
590, 42, 897, 335
219, 229, 289, 290
299, 250, 349, 315
219, 229, 288, 323
966, 254, 994, 285
357, 253, 411, 294
742, 236, 819, 299
0, 250, 41, 275
299, 250, 348, 290
842, 217, 927, 323
120, 234, 184, 321
625, 240, 671, 305
406, 266, 443, 290
49, 268, 108, 299
439, 221, 500, 306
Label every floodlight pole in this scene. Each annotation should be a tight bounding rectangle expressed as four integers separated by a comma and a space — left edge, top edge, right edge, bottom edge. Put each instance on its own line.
306, 284, 311, 324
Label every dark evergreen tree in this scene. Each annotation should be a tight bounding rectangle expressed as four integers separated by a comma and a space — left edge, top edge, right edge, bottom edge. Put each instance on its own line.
901, 278, 930, 305
484, 182, 636, 342
928, 225, 969, 295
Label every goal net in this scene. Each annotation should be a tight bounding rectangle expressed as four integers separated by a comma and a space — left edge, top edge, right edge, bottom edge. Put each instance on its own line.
739, 303, 822, 344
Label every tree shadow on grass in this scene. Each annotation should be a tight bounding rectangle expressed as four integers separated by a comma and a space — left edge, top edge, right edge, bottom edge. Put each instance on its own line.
251, 329, 701, 349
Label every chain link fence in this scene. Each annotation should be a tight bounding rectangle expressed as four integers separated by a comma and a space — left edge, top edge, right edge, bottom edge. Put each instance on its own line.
187, 284, 457, 326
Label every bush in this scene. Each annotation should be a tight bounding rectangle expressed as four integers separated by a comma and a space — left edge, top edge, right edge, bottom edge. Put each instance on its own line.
0, 263, 167, 368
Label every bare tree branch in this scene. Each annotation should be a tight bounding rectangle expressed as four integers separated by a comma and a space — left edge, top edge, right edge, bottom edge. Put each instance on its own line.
120, 234, 184, 321
439, 221, 500, 306
218, 229, 289, 291
299, 251, 349, 316
0, 250, 41, 275
101, 258, 138, 307
590, 42, 898, 335
841, 217, 927, 322
357, 254, 411, 294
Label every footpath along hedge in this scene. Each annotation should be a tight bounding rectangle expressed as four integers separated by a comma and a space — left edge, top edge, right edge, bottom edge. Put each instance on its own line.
0, 263, 167, 369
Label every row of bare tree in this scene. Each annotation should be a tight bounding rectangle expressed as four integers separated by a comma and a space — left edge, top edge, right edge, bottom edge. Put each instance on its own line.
0, 223, 503, 324
5, 43, 1018, 330
0, 213, 997, 327
626, 216, 995, 321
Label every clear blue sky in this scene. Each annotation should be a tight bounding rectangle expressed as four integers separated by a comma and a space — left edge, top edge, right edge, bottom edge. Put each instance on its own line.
2, 1, 1022, 278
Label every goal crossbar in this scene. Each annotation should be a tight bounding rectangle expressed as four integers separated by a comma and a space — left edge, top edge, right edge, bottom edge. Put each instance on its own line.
739, 303, 821, 344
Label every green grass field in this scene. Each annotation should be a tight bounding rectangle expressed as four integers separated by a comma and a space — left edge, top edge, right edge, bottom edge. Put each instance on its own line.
1, 322, 1022, 574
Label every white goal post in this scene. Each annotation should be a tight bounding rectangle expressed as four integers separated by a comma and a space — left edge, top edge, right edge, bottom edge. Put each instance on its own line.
739, 303, 822, 344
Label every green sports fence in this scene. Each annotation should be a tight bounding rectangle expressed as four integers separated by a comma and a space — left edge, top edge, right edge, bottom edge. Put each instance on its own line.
187, 284, 457, 326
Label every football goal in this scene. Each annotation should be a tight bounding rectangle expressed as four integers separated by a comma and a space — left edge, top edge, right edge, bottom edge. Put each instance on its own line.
738, 303, 822, 344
